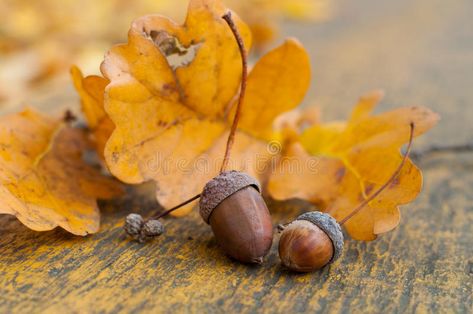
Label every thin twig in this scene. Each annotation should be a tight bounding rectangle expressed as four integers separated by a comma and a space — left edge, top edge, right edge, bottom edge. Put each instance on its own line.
220, 11, 248, 173
338, 123, 415, 225
148, 193, 201, 221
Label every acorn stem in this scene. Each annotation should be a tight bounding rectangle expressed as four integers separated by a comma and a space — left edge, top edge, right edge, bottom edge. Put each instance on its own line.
147, 193, 202, 221
220, 11, 248, 173
338, 122, 415, 225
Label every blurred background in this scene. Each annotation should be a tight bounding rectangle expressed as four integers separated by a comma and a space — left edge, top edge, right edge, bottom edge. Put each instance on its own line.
0, 0, 471, 148
0, 0, 330, 112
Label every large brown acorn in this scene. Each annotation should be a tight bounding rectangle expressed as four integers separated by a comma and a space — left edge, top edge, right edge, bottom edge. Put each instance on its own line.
124, 13, 275, 263
199, 170, 273, 264
195, 13, 273, 264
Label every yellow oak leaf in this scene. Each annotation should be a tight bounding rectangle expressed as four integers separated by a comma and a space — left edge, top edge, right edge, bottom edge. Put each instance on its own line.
235, 39, 310, 140
70, 66, 113, 159
100, 0, 311, 215
268, 91, 440, 240
0, 109, 123, 235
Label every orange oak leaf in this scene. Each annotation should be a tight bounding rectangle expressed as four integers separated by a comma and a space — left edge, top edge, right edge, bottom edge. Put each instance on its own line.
268, 91, 440, 240
70, 66, 113, 159
100, 0, 311, 215
0, 109, 123, 235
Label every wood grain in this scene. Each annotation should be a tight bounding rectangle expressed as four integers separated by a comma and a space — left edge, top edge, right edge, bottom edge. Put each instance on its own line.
1, 0, 472, 312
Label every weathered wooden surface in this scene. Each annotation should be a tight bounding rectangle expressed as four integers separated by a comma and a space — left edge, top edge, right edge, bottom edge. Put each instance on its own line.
1, 0, 472, 312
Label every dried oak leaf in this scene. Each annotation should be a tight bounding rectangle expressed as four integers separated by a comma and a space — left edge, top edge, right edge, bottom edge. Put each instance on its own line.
0, 109, 123, 235
70, 66, 114, 160
100, 0, 310, 215
268, 91, 440, 240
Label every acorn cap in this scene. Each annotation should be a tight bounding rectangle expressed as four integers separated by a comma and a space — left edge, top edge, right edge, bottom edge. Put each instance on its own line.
296, 211, 344, 263
199, 171, 261, 223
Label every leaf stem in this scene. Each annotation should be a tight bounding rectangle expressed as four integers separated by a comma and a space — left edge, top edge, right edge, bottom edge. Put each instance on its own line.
338, 122, 415, 226
220, 11, 248, 173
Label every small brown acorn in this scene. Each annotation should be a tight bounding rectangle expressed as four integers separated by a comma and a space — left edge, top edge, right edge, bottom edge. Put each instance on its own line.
199, 171, 273, 264
279, 211, 344, 272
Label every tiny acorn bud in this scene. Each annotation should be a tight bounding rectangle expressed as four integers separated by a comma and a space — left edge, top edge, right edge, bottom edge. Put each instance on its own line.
199, 171, 273, 264
138, 219, 164, 243
124, 213, 144, 239
142, 219, 164, 237
279, 211, 344, 272
135, 219, 164, 243
124, 214, 164, 243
